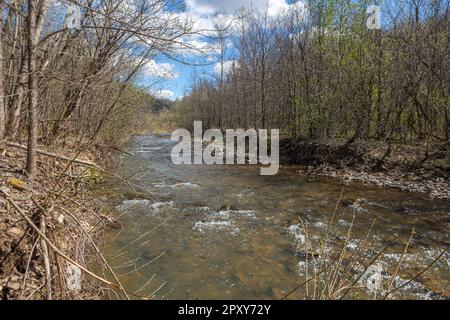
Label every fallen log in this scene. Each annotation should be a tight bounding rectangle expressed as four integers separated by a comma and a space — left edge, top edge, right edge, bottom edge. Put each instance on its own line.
6, 142, 101, 169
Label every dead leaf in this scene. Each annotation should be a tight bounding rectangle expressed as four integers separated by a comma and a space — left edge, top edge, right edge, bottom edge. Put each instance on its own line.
7, 178, 27, 191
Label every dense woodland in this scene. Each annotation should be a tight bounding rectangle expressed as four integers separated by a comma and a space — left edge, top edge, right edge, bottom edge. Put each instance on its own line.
0, 0, 191, 176
174, 0, 449, 148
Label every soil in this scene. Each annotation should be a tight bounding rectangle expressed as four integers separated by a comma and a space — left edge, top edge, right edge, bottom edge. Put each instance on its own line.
280, 138, 450, 199
0, 142, 113, 300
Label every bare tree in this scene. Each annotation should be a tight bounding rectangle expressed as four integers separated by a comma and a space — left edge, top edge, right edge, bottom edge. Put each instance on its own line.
26, 0, 38, 176
0, 1, 5, 139
175, 0, 449, 149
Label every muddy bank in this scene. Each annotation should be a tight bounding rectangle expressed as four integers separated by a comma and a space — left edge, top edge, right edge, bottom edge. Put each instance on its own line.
280, 139, 449, 199
0, 142, 117, 300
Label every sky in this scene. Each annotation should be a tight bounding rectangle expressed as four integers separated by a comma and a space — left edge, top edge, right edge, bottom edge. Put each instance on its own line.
142, 0, 303, 101
142, 0, 393, 101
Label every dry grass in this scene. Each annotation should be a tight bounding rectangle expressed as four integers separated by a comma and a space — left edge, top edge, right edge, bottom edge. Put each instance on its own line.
0, 142, 131, 300
281, 189, 448, 300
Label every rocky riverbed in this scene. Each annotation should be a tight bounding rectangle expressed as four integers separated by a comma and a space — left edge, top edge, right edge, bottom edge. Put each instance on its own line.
296, 165, 450, 199
280, 139, 449, 199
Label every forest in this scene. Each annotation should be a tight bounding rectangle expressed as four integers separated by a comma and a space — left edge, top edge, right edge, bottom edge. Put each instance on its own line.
173, 0, 449, 152
0, 0, 191, 175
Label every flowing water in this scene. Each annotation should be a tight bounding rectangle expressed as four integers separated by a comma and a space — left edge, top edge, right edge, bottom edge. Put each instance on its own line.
98, 134, 449, 300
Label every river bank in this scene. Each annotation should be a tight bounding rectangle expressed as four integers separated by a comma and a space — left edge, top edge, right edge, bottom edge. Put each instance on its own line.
3, 133, 447, 300
280, 139, 450, 199
156, 131, 449, 198
0, 141, 119, 300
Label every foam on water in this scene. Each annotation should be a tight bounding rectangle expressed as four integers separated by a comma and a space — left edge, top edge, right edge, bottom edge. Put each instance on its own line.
149, 201, 174, 211
116, 199, 153, 211
214, 209, 256, 218
193, 221, 233, 233
350, 200, 368, 214
192, 206, 211, 212
383, 253, 416, 263
338, 219, 351, 227
136, 147, 162, 153
116, 199, 174, 212
154, 182, 201, 189
346, 239, 364, 251
192, 207, 257, 236
210, 211, 231, 220
388, 275, 438, 300
312, 221, 326, 229
382, 248, 450, 270
287, 224, 306, 245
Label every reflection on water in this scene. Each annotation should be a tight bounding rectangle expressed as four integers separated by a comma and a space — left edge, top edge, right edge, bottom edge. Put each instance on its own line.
98, 134, 449, 300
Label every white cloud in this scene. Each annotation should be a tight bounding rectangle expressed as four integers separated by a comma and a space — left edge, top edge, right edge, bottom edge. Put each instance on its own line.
267, 0, 292, 16
153, 89, 175, 100
176, 0, 293, 42
172, 1, 305, 58
143, 59, 178, 80
176, 37, 219, 56
185, 0, 293, 17
214, 60, 239, 75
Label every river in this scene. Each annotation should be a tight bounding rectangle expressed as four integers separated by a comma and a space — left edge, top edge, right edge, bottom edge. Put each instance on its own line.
97, 134, 449, 300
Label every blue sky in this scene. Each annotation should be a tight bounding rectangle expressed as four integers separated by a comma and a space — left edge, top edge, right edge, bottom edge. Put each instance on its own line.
143, 0, 395, 100
141, 0, 303, 100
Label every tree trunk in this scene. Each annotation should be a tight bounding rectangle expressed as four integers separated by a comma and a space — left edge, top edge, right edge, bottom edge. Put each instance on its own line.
26, 0, 38, 176
0, 3, 5, 139
8, 0, 48, 139
8, 58, 28, 138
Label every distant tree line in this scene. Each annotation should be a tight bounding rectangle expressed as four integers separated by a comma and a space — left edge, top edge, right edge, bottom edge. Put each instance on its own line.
152, 98, 174, 113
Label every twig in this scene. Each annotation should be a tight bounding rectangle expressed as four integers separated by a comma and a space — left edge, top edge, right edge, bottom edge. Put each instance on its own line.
94, 144, 133, 156
383, 249, 448, 299
1, 189, 120, 290
20, 237, 40, 296
39, 215, 53, 300
146, 281, 166, 300
439, 282, 449, 300
280, 254, 341, 300
58, 205, 130, 300
6, 142, 101, 168
385, 229, 415, 297
54, 252, 65, 299
339, 241, 392, 300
